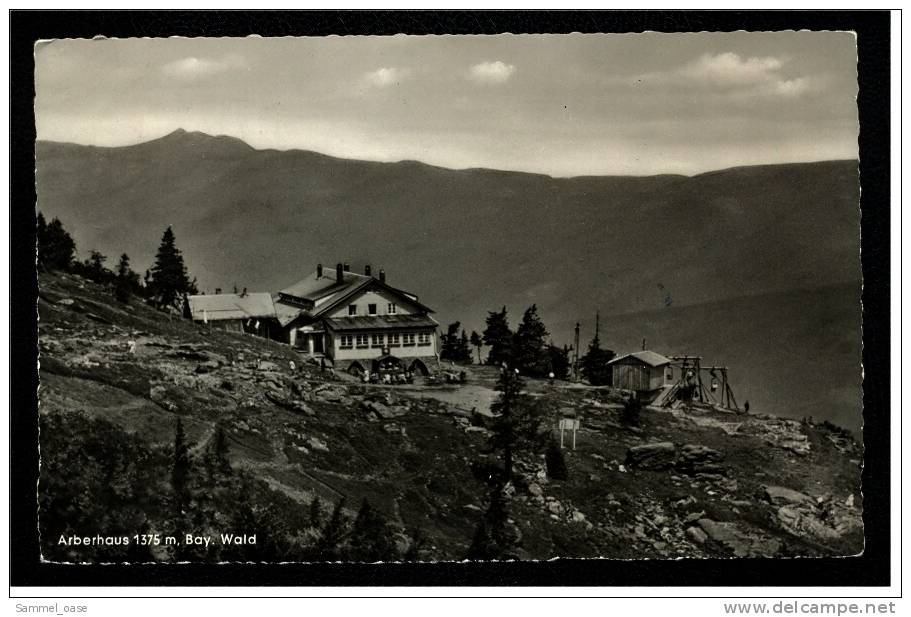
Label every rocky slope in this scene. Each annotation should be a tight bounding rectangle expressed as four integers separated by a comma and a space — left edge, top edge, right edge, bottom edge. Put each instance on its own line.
37, 271, 864, 562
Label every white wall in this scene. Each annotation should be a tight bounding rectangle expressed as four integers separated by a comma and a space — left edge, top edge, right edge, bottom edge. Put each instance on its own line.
328, 329, 437, 361
326, 288, 420, 319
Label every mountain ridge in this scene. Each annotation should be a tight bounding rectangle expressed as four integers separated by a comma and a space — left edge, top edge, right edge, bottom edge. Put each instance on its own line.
37, 128, 857, 180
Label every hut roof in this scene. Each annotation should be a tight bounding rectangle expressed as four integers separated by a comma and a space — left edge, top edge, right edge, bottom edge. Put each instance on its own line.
186, 292, 276, 322
609, 350, 672, 367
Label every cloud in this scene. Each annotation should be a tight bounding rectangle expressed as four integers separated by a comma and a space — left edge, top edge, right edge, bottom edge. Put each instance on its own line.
680, 52, 784, 86
469, 60, 516, 84
363, 67, 409, 88
636, 52, 816, 98
161, 55, 244, 80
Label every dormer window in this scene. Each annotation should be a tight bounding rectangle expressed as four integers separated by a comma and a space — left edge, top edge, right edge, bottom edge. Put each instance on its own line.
348, 304, 357, 316
368, 303, 377, 316
388, 303, 397, 314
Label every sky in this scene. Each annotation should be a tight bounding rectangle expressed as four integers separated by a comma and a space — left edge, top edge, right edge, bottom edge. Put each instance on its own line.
35, 32, 859, 177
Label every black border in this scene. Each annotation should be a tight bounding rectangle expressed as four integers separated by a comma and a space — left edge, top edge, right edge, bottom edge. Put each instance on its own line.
10, 10, 892, 589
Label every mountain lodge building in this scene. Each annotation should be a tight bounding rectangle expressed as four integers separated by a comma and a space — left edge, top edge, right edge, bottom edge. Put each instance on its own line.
185, 263, 439, 374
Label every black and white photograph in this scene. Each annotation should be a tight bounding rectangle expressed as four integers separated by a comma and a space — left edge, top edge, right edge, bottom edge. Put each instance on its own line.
17, 12, 891, 587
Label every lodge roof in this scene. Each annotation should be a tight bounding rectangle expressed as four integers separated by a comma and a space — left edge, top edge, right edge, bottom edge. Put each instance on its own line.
186, 292, 276, 322
276, 266, 434, 324
609, 350, 672, 367
324, 314, 439, 331
279, 270, 370, 302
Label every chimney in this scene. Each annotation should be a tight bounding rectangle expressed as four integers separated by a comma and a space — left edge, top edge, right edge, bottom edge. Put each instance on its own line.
379, 269, 386, 284
343, 262, 350, 272
336, 263, 343, 282
317, 263, 323, 278
365, 264, 372, 277
215, 287, 222, 295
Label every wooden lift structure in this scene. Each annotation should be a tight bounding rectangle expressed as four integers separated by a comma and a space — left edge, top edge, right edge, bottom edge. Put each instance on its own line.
659, 355, 741, 413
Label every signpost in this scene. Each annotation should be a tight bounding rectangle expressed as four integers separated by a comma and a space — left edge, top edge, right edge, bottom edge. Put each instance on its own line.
558, 418, 581, 450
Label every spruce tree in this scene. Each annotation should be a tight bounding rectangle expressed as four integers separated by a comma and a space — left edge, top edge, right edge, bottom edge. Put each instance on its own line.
171, 419, 190, 509
114, 253, 138, 303
512, 304, 550, 376
309, 496, 324, 528
482, 307, 513, 366
349, 498, 398, 562
149, 226, 193, 308
85, 250, 108, 283
37, 214, 76, 271
488, 367, 547, 482
440, 321, 462, 362
317, 497, 348, 560
545, 439, 569, 481
458, 329, 472, 363
212, 425, 231, 476
580, 335, 615, 386
469, 330, 484, 363
547, 345, 571, 380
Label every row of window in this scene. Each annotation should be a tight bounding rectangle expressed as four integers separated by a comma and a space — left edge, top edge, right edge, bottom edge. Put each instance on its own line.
348, 302, 397, 316
338, 331, 431, 349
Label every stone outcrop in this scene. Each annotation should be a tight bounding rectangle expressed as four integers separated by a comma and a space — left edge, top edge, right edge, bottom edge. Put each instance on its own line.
625, 442, 677, 470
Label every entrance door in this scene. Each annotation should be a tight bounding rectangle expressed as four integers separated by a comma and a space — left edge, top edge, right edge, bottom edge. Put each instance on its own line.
313, 333, 324, 354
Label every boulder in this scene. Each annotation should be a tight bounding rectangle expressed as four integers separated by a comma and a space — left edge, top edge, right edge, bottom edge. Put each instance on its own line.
764, 486, 816, 508
676, 444, 725, 474
258, 361, 280, 372
697, 518, 781, 557
686, 526, 708, 544
308, 436, 329, 452
625, 442, 677, 470
527, 482, 543, 498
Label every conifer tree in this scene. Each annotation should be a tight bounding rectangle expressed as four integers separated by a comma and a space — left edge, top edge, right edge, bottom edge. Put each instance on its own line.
349, 498, 398, 562
37, 213, 76, 271
317, 497, 348, 560
469, 330, 484, 364
149, 226, 194, 308
482, 307, 513, 366
545, 439, 569, 481
488, 367, 547, 482
171, 419, 190, 509
114, 253, 139, 303
309, 496, 324, 528
512, 304, 550, 376
458, 329, 472, 363
212, 425, 231, 475
580, 334, 615, 386
85, 250, 108, 283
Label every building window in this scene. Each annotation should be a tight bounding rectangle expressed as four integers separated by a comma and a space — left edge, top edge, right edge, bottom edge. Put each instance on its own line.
339, 335, 353, 349
418, 332, 431, 346
402, 332, 415, 347
348, 304, 357, 316
388, 303, 397, 314
388, 333, 400, 347
368, 303, 377, 316
371, 333, 384, 348
355, 334, 369, 348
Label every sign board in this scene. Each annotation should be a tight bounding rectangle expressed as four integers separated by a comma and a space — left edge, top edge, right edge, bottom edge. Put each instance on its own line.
558, 417, 581, 450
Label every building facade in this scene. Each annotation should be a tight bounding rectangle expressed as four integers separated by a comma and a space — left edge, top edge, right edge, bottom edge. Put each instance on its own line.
186, 263, 439, 373
609, 350, 674, 396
